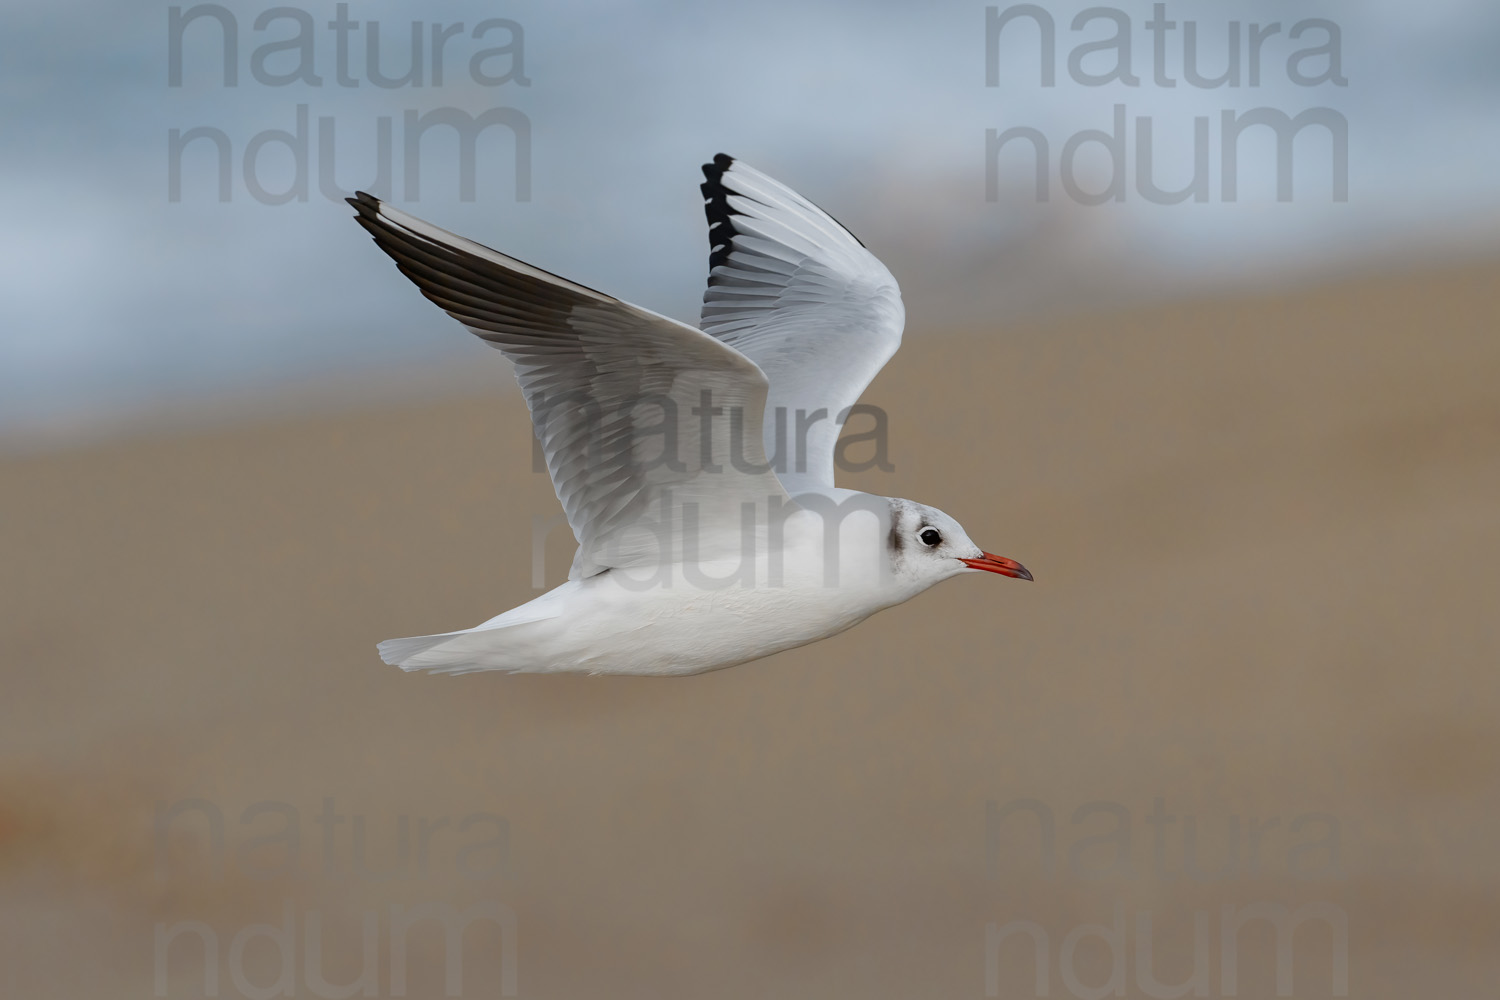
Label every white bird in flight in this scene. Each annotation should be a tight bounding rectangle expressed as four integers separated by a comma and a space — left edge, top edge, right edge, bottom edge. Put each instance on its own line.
348, 154, 1032, 676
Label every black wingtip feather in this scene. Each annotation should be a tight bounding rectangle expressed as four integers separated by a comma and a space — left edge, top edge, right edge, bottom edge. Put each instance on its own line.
697, 154, 870, 279
346, 190, 382, 224
700, 154, 741, 272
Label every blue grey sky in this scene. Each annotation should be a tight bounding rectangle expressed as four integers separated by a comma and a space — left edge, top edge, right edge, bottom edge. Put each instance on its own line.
2, 0, 1496, 445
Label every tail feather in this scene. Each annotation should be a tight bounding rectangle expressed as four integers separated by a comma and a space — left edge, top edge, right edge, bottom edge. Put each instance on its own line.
377, 619, 560, 675
376, 632, 469, 671
379, 630, 524, 675
378, 583, 577, 675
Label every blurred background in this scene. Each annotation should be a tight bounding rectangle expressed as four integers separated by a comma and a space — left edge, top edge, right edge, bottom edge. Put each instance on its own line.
3, 0, 1498, 996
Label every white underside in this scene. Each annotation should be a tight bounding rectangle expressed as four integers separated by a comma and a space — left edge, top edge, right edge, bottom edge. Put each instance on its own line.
378, 498, 942, 676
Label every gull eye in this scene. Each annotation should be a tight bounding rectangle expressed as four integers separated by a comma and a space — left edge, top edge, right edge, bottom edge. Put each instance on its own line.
920, 528, 942, 547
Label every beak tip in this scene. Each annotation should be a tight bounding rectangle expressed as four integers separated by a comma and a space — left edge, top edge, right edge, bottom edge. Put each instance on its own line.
961, 553, 1034, 581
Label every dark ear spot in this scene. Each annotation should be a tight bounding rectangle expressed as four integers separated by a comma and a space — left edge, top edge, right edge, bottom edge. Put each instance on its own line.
886, 498, 906, 556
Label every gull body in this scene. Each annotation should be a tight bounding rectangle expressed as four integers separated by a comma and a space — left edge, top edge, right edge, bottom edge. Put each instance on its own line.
349, 155, 1031, 676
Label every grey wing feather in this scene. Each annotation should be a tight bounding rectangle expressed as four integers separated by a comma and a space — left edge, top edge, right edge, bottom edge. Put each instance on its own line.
699, 155, 905, 494
349, 192, 790, 578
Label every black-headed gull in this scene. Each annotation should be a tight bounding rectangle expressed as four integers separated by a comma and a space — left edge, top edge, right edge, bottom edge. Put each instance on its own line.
348, 154, 1031, 676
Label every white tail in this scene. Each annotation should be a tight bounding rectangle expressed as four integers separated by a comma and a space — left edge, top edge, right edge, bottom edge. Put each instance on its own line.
376, 583, 577, 674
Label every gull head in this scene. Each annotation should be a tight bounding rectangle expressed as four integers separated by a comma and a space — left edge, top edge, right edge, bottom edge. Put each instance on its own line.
887, 498, 1033, 589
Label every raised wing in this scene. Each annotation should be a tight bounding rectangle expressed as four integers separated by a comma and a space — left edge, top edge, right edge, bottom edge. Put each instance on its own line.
348, 192, 791, 579
699, 154, 905, 495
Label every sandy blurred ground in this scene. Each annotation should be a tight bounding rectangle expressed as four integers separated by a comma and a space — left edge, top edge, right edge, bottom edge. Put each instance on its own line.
2, 259, 1498, 998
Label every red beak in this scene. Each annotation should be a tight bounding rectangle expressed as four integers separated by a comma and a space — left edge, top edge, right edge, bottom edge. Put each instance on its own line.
960, 552, 1034, 581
